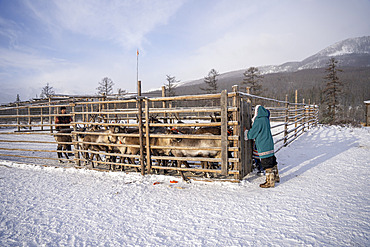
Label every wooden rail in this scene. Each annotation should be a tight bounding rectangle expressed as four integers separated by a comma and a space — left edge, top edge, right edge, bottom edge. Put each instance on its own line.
0, 86, 318, 180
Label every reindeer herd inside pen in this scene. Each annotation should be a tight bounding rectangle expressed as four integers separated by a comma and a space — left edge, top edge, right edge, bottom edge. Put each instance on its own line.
0, 85, 319, 180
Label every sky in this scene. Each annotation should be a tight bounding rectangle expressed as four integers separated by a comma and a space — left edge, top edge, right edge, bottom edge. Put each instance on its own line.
0, 0, 369, 104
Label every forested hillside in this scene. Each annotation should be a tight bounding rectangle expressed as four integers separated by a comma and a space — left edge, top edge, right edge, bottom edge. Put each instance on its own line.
154, 66, 369, 123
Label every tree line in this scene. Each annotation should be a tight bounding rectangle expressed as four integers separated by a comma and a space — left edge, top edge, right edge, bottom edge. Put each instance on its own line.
161, 58, 368, 125
18, 57, 368, 125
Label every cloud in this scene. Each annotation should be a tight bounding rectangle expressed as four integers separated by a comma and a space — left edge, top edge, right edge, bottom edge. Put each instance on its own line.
24, 0, 186, 49
0, 17, 21, 48
0, 48, 69, 72
1, 0, 369, 104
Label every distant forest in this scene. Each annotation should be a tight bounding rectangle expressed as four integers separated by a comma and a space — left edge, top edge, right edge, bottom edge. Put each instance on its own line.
155, 67, 370, 124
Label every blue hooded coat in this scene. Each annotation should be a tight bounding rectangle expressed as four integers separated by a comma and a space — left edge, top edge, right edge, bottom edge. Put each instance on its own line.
246, 105, 274, 159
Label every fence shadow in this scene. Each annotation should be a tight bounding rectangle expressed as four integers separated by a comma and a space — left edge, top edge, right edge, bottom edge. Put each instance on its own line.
276, 126, 359, 184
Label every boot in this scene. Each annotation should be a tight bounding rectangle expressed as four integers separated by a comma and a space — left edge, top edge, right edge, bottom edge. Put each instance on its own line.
273, 165, 280, 183
260, 168, 275, 188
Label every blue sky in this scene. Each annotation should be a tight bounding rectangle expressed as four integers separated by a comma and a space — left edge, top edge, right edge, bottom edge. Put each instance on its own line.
0, 0, 369, 103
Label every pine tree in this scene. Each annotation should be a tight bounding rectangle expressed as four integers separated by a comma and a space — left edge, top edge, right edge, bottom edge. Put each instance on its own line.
200, 69, 219, 94
322, 57, 343, 123
15, 94, 20, 103
97, 77, 114, 95
165, 75, 179, 97
242, 67, 263, 95
40, 83, 55, 98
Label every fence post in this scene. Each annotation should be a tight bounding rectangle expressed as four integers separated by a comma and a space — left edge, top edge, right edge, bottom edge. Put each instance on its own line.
106, 98, 110, 123
302, 98, 305, 132
162, 86, 167, 123
40, 105, 44, 131
307, 99, 311, 129
137, 81, 145, 176
144, 98, 152, 174
71, 102, 80, 166
232, 85, 240, 178
220, 90, 228, 176
86, 99, 89, 125
49, 97, 53, 133
28, 106, 31, 130
240, 97, 253, 178
16, 102, 20, 132
113, 102, 117, 122
295, 90, 298, 137
246, 87, 251, 103
284, 94, 289, 146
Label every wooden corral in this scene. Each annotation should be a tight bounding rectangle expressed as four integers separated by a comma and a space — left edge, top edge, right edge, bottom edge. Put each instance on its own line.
0, 85, 318, 181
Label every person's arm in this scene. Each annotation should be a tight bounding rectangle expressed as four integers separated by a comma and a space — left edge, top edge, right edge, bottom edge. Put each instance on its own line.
247, 119, 261, 140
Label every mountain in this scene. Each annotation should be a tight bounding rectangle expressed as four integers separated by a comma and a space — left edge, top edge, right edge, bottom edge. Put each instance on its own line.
151, 36, 370, 123
261, 36, 370, 73
170, 36, 370, 89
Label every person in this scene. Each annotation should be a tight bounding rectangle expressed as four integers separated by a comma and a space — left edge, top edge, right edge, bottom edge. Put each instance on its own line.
55, 106, 72, 130
55, 106, 73, 155
245, 105, 280, 188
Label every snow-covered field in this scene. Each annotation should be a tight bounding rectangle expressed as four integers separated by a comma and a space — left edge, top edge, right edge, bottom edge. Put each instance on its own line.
0, 125, 369, 246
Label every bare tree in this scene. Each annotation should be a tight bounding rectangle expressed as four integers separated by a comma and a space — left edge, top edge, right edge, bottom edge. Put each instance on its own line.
40, 83, 55, 98
200, 69, 219, 94
242, 67, 263, 95
97, 77, 114, 95
322, 57, 343, 123
165, 75, 179, 97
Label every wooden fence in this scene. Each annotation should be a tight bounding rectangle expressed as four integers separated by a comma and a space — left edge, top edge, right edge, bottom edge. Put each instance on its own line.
0, 85, 318, 181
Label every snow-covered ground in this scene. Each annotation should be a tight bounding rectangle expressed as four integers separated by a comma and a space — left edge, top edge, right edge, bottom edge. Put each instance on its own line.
0, 125, 369, 246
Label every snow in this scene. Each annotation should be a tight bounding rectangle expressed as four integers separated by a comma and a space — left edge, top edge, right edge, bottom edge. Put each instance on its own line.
1, 125, 370, 246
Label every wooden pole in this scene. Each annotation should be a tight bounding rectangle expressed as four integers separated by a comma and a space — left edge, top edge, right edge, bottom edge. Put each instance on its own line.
307, 99, 310, 129
40, 106, 44, 131
90, 101, 94, 123
162, 86, 167, 123
220, 90, 228, 176
137, 81, 145, 175
71, 102, 80, 166
85, 99, 89, 125
28, 106, 31, 130
232, 85, 240, 178
49, 97, 53, 133
16, 103, 20, 132
145, 98, 152, 173
284, 94, 289, 146
240, 97, 252, 177
302, 98, 305, 132
106, 96, 109, 123
295, 90, 298, 137
246, 87, 251, 103
99, 95, 103, 123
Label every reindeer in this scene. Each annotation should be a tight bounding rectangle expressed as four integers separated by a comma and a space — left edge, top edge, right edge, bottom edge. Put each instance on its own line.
116, 124, 173, 167
78, 126, 120, 168
115, 114, 177, 172
167, 133, 222, 178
